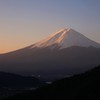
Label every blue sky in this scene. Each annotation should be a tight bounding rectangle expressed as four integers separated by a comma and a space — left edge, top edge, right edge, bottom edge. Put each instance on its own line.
0, 0, 100, 53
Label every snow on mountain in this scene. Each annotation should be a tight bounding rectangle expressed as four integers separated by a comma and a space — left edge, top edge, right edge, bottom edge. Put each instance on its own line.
31, 28, 100, 49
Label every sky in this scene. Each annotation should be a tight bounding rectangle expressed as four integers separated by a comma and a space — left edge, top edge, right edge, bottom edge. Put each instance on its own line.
0, 0, 100, 53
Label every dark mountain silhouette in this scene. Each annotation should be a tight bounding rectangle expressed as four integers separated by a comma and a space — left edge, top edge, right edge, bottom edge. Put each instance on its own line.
0, 71, 44, 88
0, 72, 45, 99
5, 65, 100, 100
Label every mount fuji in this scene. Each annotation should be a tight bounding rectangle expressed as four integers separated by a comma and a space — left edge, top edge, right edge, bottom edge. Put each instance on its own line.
0, 28, 100, 81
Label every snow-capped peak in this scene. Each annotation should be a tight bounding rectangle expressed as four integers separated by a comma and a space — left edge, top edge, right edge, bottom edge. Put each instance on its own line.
31, 28, 100, 49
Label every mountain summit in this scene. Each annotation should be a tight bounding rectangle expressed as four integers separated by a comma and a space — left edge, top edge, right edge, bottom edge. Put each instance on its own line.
31, 28, 100, 49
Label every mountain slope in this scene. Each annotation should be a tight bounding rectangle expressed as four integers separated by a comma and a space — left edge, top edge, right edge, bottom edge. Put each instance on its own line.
0, 28, 100, 80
